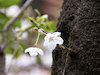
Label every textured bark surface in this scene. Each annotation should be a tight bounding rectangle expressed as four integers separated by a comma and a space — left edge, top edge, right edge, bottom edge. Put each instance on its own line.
52, 0, 100, 75
0, 48, 5, 75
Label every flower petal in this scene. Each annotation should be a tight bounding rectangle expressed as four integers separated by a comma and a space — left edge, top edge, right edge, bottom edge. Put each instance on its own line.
35, 48, 44, 55
54, 37, 64, 45
25, 47, 44, 56
25, 47, 34, 53
52, 32, 61, 37
45, 41, 57, 51
49, 41, 57, 50
29, 51, 38, 56
43, 39, 49, 47
44, 33, 52, 40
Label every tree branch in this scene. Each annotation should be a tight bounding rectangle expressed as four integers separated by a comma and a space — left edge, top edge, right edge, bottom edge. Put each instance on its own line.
1, 0, 33, 49
3, 25, 35, 49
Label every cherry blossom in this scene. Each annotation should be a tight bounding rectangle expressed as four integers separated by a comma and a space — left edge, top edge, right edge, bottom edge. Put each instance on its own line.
25, 47, 44, 56
43, 32, 64, 51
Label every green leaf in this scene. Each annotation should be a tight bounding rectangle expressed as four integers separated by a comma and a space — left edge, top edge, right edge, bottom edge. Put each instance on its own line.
0, 0, 20, 7
40, 24, 47, 30
36, 55, 42, 64
0, 12, 21, 30
36, 16, 42, 22
34, 9, 41, 16
14, 49, 22, 58
5, 43, 22, 58
5, 43, 14, 54
59, 45, 65, 49
27, 31, 32, 39
0, 33, 2, 43
12, 18, 21, 28
6, 40, 23, 58
6, 31, 14, 42
0, 12, 9, 30
19, 41, 28, 51
28, 17, 38, 26
45, 21, 57, 32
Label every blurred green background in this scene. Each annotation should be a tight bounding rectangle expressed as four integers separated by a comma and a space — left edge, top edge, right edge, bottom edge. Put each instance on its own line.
0, 0, 63, 75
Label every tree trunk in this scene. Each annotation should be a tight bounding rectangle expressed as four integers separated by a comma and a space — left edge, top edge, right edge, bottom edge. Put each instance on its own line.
0, 48, 6, 75
52, 0, 100, 75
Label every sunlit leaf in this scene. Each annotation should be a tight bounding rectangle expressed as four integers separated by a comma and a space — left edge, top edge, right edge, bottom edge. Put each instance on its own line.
28, 17, 38, 26
36, 16, 42, 22
40, 24, 47, 30
34, 9, 41, 16
45, 21, 57, 32
0, 0, 20, 7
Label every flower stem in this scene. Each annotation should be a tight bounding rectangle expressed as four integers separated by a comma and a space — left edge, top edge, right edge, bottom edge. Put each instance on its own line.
34, 33, 40, 46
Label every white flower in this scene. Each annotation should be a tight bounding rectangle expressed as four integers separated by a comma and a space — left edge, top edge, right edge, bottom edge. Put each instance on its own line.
6, 5, 20, 17
43, 32, 64, 51
25, 47, 44, 56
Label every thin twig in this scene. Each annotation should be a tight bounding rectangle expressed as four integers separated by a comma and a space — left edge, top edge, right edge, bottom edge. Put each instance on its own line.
4, 25, 35, 49
1, 0, 33, 49
18, 25, 35, 37
3, 0, 33, 32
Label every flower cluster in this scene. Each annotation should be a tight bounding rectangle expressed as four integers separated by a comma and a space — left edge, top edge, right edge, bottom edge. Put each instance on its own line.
24, 11, 64, 56
25, 32, 64, 56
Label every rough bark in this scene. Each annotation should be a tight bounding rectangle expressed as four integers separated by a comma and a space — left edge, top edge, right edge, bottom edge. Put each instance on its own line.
52, 0, 100, 75
0, 48, 5, 75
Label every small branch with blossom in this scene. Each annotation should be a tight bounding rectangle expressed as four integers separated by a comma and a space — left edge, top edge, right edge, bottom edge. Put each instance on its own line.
23, 9, 73, 56
11, 9, 70, 56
